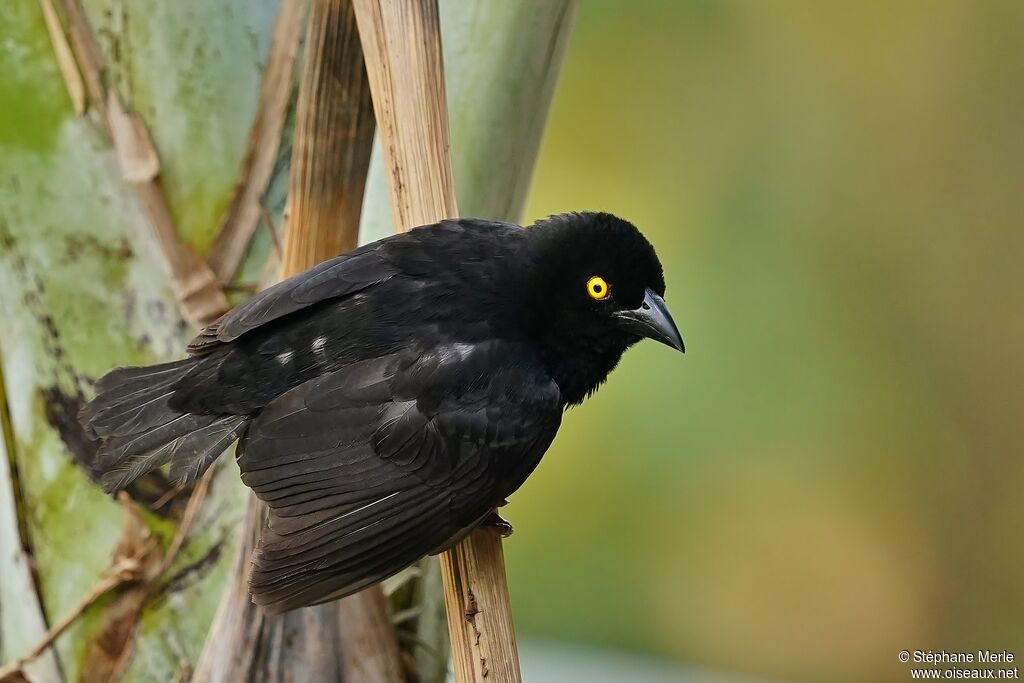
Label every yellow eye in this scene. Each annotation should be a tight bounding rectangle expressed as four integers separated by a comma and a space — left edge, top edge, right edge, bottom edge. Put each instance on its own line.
586, 276, 610, 300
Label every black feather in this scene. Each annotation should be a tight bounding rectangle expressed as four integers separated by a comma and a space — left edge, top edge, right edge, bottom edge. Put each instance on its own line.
77, 212, 675, 613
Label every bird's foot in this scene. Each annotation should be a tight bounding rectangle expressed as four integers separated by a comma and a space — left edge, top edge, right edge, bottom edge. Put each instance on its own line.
481, 510, 513, 537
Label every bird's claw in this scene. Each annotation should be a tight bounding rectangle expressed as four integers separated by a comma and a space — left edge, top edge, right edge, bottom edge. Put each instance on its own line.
481, 510, 513, 537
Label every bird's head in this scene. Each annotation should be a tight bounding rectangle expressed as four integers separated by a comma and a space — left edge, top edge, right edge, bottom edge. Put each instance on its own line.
523, 212, 683, 402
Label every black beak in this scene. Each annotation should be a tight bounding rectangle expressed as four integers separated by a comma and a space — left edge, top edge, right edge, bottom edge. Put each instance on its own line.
614, 288, 685, 352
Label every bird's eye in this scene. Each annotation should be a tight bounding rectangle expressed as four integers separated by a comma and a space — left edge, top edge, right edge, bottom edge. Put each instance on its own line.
586, 276, 610, 300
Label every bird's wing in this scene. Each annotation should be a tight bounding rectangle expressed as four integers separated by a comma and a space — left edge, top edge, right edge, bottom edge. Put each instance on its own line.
186, 246, 397, 355
186, 218, 520, 356
237, 341, 562, 613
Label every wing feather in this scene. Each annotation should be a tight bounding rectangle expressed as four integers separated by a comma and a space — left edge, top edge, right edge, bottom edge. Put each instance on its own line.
186, 218, 522, 356
187, 247, 397, 355
238, 342, 561, 613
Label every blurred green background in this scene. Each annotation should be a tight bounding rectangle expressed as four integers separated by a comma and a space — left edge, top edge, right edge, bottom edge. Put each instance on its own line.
508, 2, 1024, 682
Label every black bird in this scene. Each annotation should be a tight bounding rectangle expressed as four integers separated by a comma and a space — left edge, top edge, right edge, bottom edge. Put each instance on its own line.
80, 211, 684, 613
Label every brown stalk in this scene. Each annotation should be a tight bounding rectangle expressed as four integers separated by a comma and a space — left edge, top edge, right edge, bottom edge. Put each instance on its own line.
352, 1, 521, 680
352, 0, 458, 229
280, 0, 377, 271
38, 0, 85, 115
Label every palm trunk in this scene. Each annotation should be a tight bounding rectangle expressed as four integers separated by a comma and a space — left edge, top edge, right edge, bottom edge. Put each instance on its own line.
0, 1, 283, 679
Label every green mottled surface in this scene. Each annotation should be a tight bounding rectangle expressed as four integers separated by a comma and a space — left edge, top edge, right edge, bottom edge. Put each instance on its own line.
0, 2, 273, 680
81, 0, 278, 253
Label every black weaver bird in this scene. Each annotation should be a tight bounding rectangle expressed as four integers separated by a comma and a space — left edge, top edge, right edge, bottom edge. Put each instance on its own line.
80, 211, 684, 613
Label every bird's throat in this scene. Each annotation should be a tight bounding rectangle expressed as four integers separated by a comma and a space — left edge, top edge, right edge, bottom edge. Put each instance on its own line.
541, 340, 629, 407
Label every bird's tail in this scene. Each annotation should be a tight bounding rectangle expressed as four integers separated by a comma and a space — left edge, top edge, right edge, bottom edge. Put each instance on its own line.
80, 359, 247, 492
